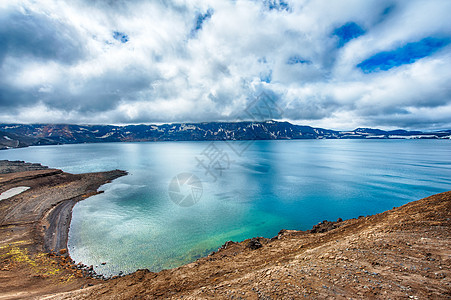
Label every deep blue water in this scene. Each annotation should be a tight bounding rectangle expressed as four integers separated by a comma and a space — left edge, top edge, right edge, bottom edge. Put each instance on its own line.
1, 140, 450, 275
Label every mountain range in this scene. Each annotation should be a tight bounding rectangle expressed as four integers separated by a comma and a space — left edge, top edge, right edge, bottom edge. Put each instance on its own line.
1, 121, 450, 150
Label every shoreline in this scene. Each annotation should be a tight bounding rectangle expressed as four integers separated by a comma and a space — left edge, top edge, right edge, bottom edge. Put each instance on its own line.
0, 160, 127, 298
1, 160, 450, 299
59, 189, 451, 299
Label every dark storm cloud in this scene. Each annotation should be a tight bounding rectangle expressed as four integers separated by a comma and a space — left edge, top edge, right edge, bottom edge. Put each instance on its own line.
366, 109, 451, 130
283, 96, 343, 121
0, 5, 87, 109
29, 67, 156, 113
0, 7, 85, 65
0, 86, 35, 109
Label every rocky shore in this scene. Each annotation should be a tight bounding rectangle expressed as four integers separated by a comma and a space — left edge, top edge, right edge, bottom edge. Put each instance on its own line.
64, 191, 450, 299
0, 160, 450, 299
0, 160, 127, 298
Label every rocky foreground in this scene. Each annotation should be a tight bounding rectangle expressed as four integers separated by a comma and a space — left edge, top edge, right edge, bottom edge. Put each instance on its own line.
0, 161, 450, 299
0, 161, 127, 299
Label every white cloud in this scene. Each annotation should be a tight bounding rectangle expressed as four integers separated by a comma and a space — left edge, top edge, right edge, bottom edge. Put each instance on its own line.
0, 0, 450, 130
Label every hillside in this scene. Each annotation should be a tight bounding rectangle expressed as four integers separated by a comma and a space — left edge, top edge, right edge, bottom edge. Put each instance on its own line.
1, 122, 450, 150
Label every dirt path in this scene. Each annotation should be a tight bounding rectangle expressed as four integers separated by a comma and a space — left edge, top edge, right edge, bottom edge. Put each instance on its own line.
42, 197, 79, 253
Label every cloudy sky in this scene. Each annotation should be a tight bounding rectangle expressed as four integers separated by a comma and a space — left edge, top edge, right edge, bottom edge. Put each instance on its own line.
1, 0, 451, 130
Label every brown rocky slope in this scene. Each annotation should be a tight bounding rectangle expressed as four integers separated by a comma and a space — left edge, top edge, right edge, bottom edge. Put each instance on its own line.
0, 161, 126, 299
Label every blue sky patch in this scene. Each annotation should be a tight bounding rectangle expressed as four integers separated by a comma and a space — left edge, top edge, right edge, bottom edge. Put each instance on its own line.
333, 22, 365, 47
357, 37, 450, 73
287, 55, 311, 65
191, 9, 213, 37
263, 0, 290, 12
113, 31, 129, 43
260, 70, 272, 83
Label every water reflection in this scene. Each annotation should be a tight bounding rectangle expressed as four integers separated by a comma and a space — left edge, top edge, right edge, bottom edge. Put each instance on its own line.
1, 140, 450, 275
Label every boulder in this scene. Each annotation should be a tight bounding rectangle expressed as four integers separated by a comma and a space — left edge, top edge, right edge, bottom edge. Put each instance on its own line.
247, 238, 263, 250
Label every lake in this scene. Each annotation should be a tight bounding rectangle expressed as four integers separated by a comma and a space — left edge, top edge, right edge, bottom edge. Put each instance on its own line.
1, 139, 450, 276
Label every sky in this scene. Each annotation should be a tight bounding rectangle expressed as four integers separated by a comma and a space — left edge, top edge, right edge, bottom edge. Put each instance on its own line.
1, 0, 451, 130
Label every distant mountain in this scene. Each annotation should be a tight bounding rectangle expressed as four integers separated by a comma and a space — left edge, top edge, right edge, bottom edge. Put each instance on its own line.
0, 130, 54, 150
0, 121, 450, 150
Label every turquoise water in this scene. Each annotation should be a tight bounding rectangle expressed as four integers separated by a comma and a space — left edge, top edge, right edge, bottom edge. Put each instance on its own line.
1, 140, 450, 275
